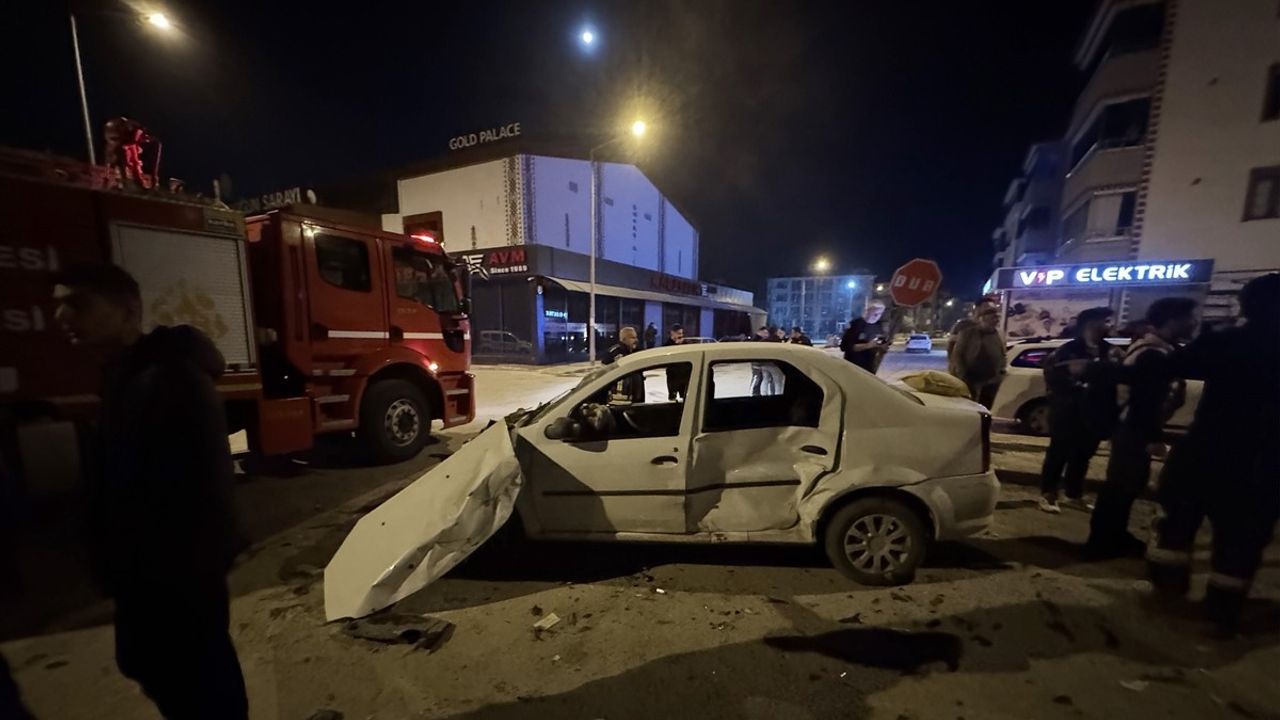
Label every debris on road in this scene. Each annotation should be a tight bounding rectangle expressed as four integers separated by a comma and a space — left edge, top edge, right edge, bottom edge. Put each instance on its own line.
306, 710, 344, 720
839, 613, 863, 624
654, 588, 667, 595
323, 423, 523, 620
1119, 680, 1149, 692
342, 614, 454, 653
533, 612, 562, 638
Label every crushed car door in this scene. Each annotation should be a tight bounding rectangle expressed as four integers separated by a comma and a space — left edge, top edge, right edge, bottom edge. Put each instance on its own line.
685, 356, 843, 533
516, 359, 701, 534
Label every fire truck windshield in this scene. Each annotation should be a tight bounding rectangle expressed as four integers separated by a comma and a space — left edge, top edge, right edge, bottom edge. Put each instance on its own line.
392, 245, 461, 314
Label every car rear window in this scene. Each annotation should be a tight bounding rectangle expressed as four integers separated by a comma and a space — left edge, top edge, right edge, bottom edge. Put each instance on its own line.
1011, 348, 1052, 368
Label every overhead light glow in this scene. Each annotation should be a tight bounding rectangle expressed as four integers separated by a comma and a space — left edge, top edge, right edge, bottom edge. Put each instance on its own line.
630, 119, 647, 138
580, 29, 595, 45
846, 280, 856, 289
146, 13, 172, 30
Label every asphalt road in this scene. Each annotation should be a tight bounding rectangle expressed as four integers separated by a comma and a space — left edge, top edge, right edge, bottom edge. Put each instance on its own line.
5, 348, 1278, 719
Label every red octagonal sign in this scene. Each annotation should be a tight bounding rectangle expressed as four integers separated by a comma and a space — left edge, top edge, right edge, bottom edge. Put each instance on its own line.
889, 258, 943, 307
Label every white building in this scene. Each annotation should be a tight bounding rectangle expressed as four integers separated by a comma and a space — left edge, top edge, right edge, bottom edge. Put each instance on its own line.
989, 0, 1280, 330
381, 151, 761, 362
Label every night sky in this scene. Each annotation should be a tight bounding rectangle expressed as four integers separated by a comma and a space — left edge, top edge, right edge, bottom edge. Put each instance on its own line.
2, 1, 1095, 298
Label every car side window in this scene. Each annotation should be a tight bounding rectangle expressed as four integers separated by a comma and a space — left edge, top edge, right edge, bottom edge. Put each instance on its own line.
569, 362, 693, 440
703, 360, 823, 432
1011, 348, 1052, 368
315, 234, 372, 292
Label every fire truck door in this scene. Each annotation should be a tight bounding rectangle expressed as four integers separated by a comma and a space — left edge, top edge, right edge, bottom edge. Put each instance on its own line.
382, 240, 459, 356
302, 228, 387, 361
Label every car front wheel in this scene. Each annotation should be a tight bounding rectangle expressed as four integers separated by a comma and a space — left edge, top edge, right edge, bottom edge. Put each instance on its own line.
1019, 399, 1051, 436
823, 497, 928, 586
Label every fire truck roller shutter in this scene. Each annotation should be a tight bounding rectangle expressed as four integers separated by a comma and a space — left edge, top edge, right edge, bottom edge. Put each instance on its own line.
110, 224, 256, 369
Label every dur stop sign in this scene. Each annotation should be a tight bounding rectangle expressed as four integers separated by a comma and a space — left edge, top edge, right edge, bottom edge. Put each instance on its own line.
890, 258, 943, 307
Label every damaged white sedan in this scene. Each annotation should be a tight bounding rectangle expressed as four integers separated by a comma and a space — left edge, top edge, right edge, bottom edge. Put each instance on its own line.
326, 343, 998, 620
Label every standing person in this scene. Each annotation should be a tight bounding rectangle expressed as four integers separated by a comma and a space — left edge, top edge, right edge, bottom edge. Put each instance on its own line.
949, 305, 1006, 408
51, 264, 247, 719
1038, 307, 1118, 514
1085, 298, 1198, 559
840, 301, 889, 373
1148, 274, 1280, 634
643, 322, 658, 350
788, 326, 813, 346
750, 325, 778, 396
604, 326, 645, 402
663, 323, 691, 400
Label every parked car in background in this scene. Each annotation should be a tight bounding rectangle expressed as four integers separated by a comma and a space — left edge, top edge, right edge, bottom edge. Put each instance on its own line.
989, 338, 1202, 436
905, 333, 933, 353
478, 330, 533, 355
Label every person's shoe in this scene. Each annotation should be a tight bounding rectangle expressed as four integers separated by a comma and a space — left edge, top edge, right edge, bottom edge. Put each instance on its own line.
1062, 496, 1096, 512
1038, 496, 1062, 514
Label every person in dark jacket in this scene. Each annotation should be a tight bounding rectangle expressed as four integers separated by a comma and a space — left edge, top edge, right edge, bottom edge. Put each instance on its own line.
1085, 297, 1198, 558
643, 322, 658, 350
664, 323, 692, 400
604, 326, 645, 402
949, 305, 1006, 408
1038, 306, 1118, 514
1147, 274, 1280, 635
52, 263, 248, 719
840, 302, 889, 373
788, 327, 813, 346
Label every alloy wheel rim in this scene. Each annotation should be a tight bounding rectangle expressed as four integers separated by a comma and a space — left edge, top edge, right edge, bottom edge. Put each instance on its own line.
844, 513, 912, 574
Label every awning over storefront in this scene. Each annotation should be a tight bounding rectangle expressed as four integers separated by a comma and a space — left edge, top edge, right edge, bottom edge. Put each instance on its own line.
545, 276, 766, 315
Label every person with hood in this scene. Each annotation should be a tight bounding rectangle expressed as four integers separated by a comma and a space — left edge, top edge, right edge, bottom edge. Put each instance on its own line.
1085, 297, 1198, 559
1038, 306, 1119, 514
52, 264, 247, 719
643, 322, 658, 350
949, 305, 1006, 408
1148, 274, 1280, 635
604, 326, 645, 402
841, 302, 889, 373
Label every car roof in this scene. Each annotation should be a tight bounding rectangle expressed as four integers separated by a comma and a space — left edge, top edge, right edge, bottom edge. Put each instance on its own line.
616, 340, 827, 367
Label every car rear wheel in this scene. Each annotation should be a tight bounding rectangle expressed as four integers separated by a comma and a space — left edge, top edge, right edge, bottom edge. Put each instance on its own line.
823, 497, 928, 586
359, 379, 432, 464
1019, 399, 1051, 436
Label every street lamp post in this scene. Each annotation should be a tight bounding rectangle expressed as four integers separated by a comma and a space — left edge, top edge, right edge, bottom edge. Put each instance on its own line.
587, 120, 647, 366
800, 256, 830, 338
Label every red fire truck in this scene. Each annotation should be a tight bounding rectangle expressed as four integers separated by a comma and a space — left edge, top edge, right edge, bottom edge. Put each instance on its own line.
0, 147, 474, 491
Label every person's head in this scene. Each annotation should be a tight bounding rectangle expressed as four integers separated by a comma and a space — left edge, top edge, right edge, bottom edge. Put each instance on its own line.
771, 326, 783, 338
52, 263, 143, 348
619, 326, 639, 349
791, 326, 803, 338
669, 323, 684, 343
865, 301, 886, 323
1146, 297, 1199, 342
1076, 307, 1113, 344
976, 305, 1000, 330
757, 325, 770, 338
1240, 273, 1280, 328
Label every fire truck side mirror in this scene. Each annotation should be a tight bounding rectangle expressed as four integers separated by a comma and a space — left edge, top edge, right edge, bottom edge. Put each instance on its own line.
458, 297, 472, 316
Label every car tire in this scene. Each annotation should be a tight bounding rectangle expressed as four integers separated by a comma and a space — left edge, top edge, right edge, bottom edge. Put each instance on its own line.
1019, 399, 1052, 436
823, 497, 928, 586
359, 379, 432, 464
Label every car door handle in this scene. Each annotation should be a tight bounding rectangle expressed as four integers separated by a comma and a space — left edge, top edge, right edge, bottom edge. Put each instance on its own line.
800, 445, 828, 456
651, 455, 679, 466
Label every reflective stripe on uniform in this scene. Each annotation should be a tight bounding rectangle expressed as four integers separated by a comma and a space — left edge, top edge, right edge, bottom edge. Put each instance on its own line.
1208, 573, 1252, 591
1146, 547, 1192, 565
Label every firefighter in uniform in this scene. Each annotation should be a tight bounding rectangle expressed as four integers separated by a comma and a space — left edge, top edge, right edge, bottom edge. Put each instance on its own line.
1147, 273, 1280, 634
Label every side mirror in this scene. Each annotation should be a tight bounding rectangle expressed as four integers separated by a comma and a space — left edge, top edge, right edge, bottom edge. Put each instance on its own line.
457, 297, 472, 316
544, 416, 579, 441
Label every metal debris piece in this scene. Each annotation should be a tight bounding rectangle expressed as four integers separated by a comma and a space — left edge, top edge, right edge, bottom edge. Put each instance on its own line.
1119, 680, 1149, 692
342, 613, 454, 653
533, 613, 562, 631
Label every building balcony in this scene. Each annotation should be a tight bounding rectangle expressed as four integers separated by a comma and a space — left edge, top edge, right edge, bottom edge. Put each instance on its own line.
1056, 232, 1133, 264
1069, 48, 1159, 135
1062, 144, 1143, 210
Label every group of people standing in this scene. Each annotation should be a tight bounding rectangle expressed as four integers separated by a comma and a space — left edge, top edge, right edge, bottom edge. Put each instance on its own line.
1036, 274, 1280, 635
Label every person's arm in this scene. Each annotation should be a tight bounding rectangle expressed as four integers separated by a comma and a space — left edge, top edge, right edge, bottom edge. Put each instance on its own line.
1167, 333, 1214, 381
1126, 350, 1173, 444
1043, 346, 1076, 393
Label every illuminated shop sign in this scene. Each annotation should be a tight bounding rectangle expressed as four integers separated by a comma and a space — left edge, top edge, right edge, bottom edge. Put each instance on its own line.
544, 309, 568, 319
993, 259, 1213, 291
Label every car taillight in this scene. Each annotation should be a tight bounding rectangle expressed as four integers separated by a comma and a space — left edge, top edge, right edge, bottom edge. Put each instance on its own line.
981, 412, 992, 472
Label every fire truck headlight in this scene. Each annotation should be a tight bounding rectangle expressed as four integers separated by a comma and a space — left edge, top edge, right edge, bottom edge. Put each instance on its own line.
428, 361, 439, 373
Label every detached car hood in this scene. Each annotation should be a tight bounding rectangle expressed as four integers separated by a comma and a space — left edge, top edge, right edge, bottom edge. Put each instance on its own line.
324, 422, 523, 621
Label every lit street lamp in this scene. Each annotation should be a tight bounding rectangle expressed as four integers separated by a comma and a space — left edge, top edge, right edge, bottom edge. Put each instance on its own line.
798, 256, 832, 338
69, 9, 175, 165
588, 120, 648, 365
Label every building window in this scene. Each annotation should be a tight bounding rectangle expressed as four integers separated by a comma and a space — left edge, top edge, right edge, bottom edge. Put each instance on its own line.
1060, 190, 1137, 246
603, 197, 614, 206
1070, 97, 1151, 169
314, 234, 371, 292
564, 212, 571, 247
568, 181, 579, 193
1263, 63, 1280, 121
1244, 166, 1280, 221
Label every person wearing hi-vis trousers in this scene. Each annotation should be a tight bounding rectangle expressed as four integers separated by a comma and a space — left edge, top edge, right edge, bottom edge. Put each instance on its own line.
1147, 273, 1280, 636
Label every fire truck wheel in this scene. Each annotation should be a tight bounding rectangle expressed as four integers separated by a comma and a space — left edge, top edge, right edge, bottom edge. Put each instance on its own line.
360, 379, 432, 464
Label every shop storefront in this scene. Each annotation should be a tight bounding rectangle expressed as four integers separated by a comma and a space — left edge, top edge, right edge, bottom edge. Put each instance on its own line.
986, 258, 1214, 338
462, 245, 764, 363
